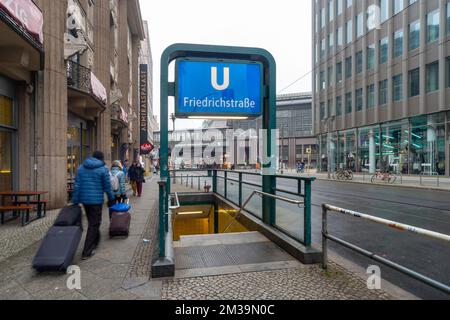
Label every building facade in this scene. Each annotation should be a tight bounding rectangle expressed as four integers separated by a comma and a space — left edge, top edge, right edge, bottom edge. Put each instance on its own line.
228, 93, 318, 170
0, 0, 148, 209
313, 0, 450, 176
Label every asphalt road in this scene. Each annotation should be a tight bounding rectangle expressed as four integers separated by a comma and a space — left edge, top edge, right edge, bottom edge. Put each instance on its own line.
176, 172, 450, 299
235, 174, 450, 300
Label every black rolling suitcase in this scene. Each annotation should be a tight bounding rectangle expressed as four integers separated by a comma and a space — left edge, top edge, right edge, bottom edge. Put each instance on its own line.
32, 226, 82, 272
54, 205, 82, 228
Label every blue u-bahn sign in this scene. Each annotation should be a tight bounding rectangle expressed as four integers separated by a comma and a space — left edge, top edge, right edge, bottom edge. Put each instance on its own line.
175, 59, 263, 118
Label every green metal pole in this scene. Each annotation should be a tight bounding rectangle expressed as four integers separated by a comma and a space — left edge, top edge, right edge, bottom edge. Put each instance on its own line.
304, 179, 312, 246
158, 180, 166, 258
262, 54, 277, 226
212, 170, 217, 193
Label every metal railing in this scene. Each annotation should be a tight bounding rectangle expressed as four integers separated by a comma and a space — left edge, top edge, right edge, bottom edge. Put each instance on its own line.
169, 169, 315, 246
420, 172, 440, 187
66, 60, 104, 106
223, 190, 304, 233
322, 204, 450, 295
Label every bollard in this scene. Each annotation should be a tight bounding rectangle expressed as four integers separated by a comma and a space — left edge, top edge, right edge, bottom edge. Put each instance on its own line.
198, 176, 201, 191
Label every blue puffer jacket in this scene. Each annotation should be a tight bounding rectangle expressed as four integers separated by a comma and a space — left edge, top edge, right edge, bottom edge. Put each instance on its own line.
72, 158, 115, 205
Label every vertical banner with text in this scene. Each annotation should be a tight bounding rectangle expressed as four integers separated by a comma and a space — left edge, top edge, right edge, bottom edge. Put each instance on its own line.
139, 64, 153, 155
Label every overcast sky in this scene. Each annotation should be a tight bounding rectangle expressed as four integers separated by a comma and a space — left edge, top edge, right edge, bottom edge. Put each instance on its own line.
139, 0, 312, 130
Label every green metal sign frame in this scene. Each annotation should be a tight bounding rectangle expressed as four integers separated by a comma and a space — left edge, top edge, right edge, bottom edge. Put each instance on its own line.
174, 57, 264, 119
158, 43, 277, 259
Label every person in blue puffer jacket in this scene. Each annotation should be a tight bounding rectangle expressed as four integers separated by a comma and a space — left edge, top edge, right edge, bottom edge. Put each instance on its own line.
72, 151, 115, 260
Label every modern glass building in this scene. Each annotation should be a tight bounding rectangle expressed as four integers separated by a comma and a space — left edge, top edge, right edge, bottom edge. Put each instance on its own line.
313, 0, 450, 175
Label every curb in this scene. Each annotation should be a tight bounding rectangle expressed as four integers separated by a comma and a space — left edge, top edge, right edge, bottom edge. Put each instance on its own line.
279, 172, 450, 193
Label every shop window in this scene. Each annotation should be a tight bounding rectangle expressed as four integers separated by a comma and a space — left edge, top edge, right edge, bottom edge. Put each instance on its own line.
0, 131, 13, 192
0, 96, 13, 126
381, 120, 409, 174
358, 127, 381, 173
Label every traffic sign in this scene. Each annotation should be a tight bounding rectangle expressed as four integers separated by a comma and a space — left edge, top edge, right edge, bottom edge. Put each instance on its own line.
175, 58, 263, 119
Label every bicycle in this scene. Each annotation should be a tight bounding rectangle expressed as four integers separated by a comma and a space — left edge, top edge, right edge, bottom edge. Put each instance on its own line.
334, 169, 354, 181
371, 171, 397, 184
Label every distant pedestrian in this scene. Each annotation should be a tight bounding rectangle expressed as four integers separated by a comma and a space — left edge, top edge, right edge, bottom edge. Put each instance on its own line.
122, 160, 129, 182
72, 151, 115, 260
111, 160, 127, 204
134, 162, 146, 197
128, 162, 138, 197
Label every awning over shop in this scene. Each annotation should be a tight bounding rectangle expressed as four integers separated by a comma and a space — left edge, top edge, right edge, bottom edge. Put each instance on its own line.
90, 72, 107, 104
0, 0, 44, 44
0, 0, 44, 80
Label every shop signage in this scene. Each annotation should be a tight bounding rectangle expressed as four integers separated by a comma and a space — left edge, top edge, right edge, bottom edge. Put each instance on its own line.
175, 59, 263, 119
139, 64, 153, 155
0, 0, 44, 44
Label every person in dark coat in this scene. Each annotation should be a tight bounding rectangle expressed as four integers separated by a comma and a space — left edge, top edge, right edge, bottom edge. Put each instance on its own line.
72, 151, 115, 260
128, 162, 138, 196
134, 162, 146, 197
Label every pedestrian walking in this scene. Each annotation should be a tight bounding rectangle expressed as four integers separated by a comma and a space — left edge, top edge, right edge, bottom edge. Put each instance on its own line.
135, 162, 146, 197
71, 151, 115, 260
111, 160, 127, 204
122, 159, 129, 182
128, 162, 138, 197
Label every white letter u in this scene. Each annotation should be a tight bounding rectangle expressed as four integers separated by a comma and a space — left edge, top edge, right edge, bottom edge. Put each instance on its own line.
211, 67, 230, 91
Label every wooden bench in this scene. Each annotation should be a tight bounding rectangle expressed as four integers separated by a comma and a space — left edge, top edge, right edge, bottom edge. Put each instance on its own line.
13, 200, 48, 218
0, 205, 35, 226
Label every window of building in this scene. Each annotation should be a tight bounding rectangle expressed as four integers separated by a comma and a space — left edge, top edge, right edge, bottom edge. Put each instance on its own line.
427, 9, 440, 43
409, 20, 420, 51
379, 37, 388, 64
336, 62, 343, 84
347, 0, 352, 8
320, 102, 326, 120
321, 38, 326, 59
320, 70, 326, 90
393, 30, 403, 58
329, 0, 334, 22
358, 126, 381, 173
337, 27, 343, 47
336, 96, 342, 116
345, 92, 352, 113
393, 0, 403, 15
447, 57, 450, 87
447, 3, 450, 35
367, 44, 375, 70
393, 74, 403, 102
410, 114, 446, 175
426, 61, 439, 93
367, 84, 375, 108
0, 95, 13, 127
321, 8, 326, 28
0, 94, 14, 193
379, 79, 388, 105
346, 19, 353, 44
337, 0, 343, 16
356, 51, 363, 74
328, 99, 334, 117
328, 32, 334, 54
408, 68, 420, 97
356, 88, 363, 111
345, 56, 352, 79
328, 66, 334, 87
380, 0, 388, 23
356, 13, 364, 38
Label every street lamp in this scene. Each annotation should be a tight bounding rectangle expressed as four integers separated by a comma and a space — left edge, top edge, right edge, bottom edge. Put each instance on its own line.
322, 115, 336, 179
